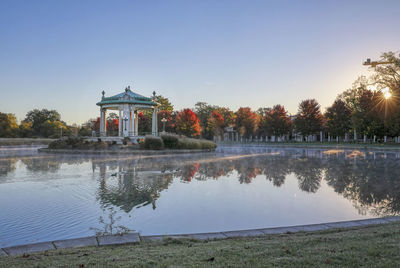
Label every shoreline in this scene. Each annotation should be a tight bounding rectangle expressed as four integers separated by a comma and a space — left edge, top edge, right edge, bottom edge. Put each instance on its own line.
38, 148, 216, 155
217, 142, 400, 152
1, 216, 399, 256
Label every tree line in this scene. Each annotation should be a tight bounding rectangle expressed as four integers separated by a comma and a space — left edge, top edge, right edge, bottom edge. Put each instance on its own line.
1, 51, 399, 141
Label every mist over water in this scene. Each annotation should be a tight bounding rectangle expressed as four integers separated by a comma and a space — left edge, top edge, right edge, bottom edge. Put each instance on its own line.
0, 146, 399, 247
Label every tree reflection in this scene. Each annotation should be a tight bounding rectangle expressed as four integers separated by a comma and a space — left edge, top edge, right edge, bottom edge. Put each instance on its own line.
324, 155, 400, 216
4, 149, 399, 217
0, 158, 17, 178
292, 158, 323, 193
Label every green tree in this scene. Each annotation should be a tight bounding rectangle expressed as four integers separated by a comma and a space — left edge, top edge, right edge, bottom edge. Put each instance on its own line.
324, 99, 352, 138
194, 102, 215, 137
0, 112, 19, 137
41, 120, 67, 138
18, 121, 33, 137
155, 95, 174, 113
294, 99, 324, 140
24, 109, 62, 136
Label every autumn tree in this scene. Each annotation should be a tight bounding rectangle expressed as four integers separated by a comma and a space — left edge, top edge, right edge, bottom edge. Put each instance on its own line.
216, 107, 235, 128
206, 110, 225, 138
138, 112, 152, 134
175, 109, 201, 137
294, 99, 324, 140
0, 112, 19, 137
324, 99, 352, 138
235, 107, 260, 138
194, 102, 216, 137
262, 105, 292, 137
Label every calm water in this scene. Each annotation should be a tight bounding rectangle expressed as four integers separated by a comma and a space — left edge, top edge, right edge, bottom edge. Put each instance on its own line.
0, 146, 399, 247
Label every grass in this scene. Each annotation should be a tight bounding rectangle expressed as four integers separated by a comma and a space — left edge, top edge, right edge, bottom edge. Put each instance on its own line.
0, 138, 54, 146
1, 222, 400, 267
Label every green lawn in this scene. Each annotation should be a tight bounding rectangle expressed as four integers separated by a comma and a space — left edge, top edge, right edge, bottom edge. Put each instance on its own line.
2, 222, 400, 267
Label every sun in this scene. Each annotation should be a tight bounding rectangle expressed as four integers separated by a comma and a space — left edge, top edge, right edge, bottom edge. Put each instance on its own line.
382, 88, 391, 100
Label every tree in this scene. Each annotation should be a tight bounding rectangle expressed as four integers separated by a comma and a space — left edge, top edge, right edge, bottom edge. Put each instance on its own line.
206, 110, 225, 138
371, 51, 400, 95
175, 109, 201, 137
138, 112, 151, 134
294, 99, 324, 140
0, 112, 19, 137
24, 109, 62, 136
41, 120, 67, 138
19, 121, 33, 137
107, 117, 119, 135
155, 95, 174, 113
324, 99, 352, 138
262, 105, 292, 137
215, 107, 235, 128
235, 107, 260, 138
194, 102, 215, 137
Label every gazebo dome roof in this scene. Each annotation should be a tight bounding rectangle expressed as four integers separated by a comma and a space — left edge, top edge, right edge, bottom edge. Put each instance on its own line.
96, 87, 158, 107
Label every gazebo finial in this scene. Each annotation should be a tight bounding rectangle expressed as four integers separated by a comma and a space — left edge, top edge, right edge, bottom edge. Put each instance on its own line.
101, 90, 105, 99
152, 91, 156, 98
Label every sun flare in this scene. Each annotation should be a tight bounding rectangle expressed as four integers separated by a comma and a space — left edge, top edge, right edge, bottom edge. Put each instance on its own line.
382, 88, 391, 99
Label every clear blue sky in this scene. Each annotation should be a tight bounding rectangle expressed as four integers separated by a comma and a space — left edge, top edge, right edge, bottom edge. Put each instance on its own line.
0, 0, 399, 124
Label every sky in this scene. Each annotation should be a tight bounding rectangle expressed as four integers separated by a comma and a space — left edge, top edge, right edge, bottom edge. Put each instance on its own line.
0, 0, 399, 125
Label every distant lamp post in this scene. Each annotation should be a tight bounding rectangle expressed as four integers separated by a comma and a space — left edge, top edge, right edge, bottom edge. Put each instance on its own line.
123, 115, 128, 131
161, 118, 167, 132
60, 125, 63, 138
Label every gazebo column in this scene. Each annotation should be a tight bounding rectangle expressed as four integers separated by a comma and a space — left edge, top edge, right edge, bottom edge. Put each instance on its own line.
135, 111, 138, 135
100, 108, 107, 137
123, 107, 130, 137
118, 107, 123, 137
129, 106, 135, 136
152, 108, 158, 136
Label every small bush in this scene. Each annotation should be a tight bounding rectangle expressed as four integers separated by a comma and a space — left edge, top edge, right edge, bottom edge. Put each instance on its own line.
176, 137, 217, 150
144, 136, 164, 150
48, 139, 67, 149
200, 140, 217, 149
161, 134, 179, 148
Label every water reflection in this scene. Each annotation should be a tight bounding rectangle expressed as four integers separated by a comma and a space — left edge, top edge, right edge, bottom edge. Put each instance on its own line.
1, 148, 400, 217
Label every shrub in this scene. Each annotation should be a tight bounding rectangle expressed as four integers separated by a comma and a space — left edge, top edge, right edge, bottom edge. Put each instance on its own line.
48, 139, 67, 149
176, 137, 217, 150
161, 133, 179, 148
200, 140, 217, 150
144, 135, 164, 150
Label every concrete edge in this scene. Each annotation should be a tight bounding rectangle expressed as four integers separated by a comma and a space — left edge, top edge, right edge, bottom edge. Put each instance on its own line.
38, 148, 216, 155
1, 216, 399, 256
217, 143, 400, 152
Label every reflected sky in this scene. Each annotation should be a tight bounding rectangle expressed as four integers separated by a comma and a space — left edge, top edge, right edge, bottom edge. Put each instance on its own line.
0, 147, 399, 247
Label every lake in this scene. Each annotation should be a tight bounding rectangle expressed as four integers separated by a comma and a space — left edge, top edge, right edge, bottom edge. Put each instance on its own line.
0, 146, 399, 247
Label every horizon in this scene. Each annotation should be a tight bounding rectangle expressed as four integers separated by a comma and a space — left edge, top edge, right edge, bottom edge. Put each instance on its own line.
1, 0, 399, 125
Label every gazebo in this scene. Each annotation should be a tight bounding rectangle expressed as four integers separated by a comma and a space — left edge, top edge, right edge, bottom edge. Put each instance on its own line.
96, 86, 159, 138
